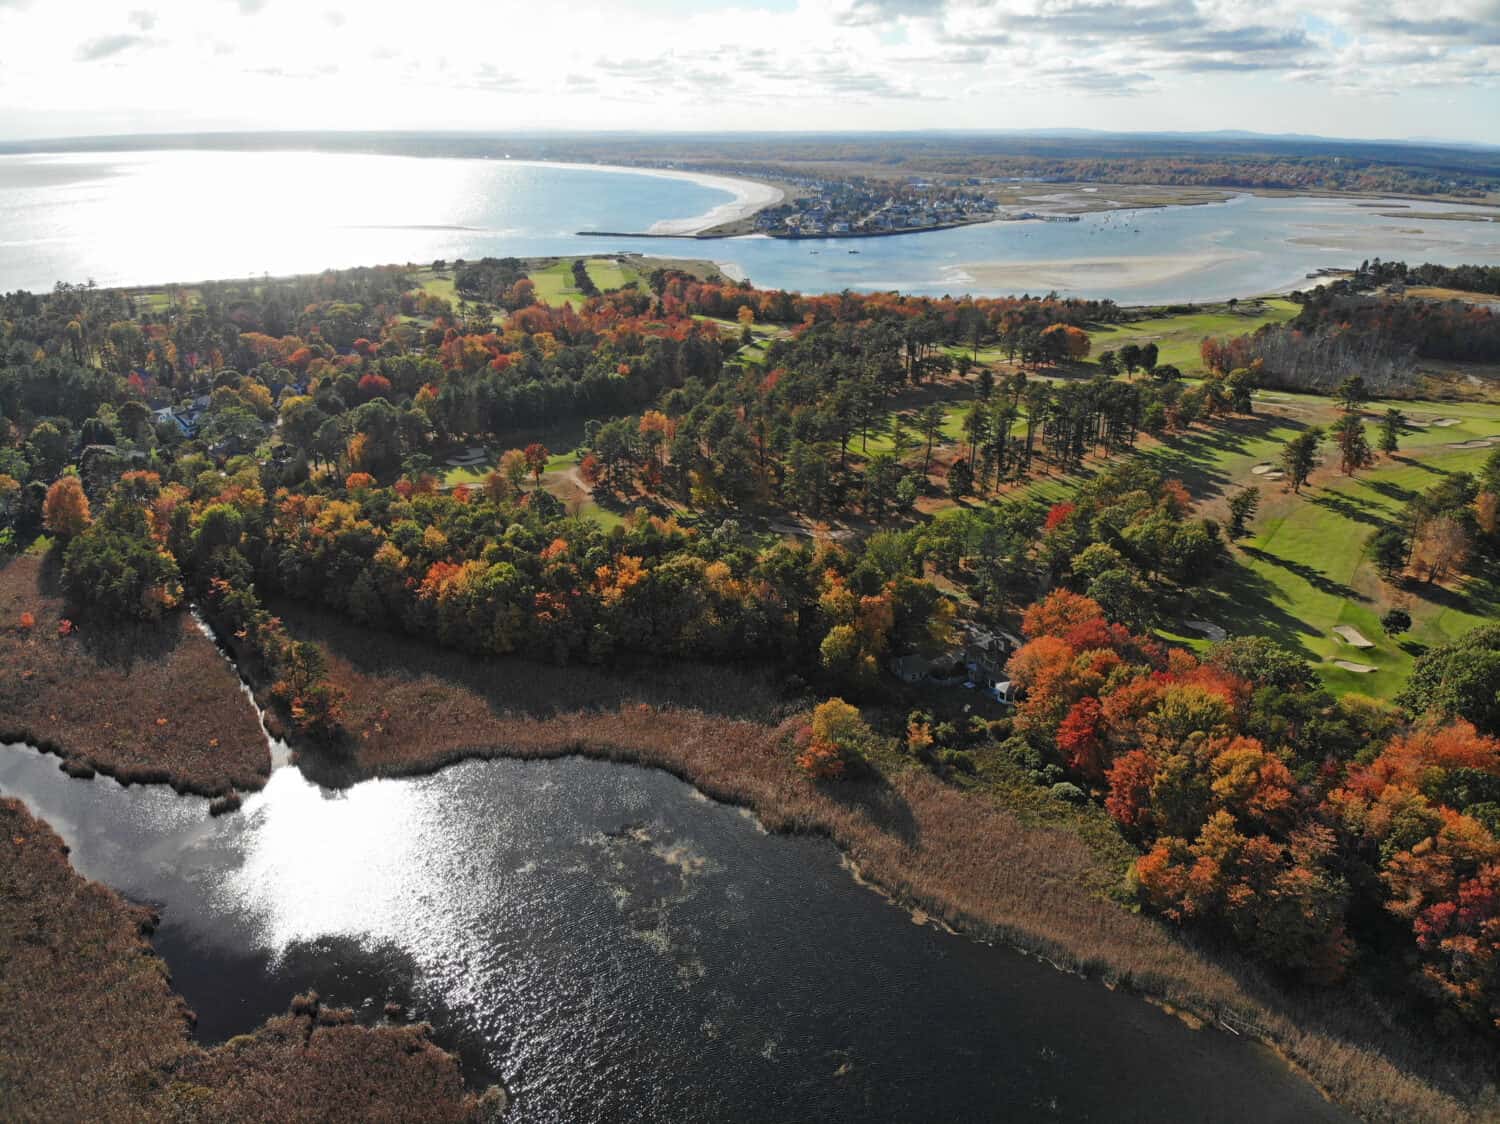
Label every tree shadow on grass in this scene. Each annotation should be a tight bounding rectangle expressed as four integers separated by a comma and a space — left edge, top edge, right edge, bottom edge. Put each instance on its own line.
1410, 570, 1500, 619
1239, 543, 1370, 603
1307, 489, 1390, 531
73, 616, 184, 669
1190, 560, 1327, 662
1389, 453, 1451, 477
1359, 477, 1418, 505
1138, 414, 1303, 499
820, 769, 922, 848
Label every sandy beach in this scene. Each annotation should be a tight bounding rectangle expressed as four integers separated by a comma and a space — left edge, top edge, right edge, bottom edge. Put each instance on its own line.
482, 158, 784, 236
644, 174, 784, 235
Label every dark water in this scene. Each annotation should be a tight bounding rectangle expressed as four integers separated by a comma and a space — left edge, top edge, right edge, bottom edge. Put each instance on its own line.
0, 743, 1347, 1122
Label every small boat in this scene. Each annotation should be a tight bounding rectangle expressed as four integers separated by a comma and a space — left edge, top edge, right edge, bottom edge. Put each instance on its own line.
848, 249, 860, 254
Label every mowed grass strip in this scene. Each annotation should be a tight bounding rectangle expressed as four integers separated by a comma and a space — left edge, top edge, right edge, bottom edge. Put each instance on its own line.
1086, 298, 1300, 373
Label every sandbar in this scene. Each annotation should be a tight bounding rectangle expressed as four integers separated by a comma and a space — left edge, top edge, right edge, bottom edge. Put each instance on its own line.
946, 252, 1238, 293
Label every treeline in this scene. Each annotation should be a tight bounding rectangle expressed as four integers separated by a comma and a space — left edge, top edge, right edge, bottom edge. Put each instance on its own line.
1352, 258, 1500, 298
1201, 296, 1500, 395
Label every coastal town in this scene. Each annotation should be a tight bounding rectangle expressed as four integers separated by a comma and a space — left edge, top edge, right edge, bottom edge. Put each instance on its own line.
751, 175, 1005, 237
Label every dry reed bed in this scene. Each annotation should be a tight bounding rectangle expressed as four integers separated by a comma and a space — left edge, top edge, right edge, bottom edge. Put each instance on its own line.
0, 798, 487, 1122
0, 556, 269, 797
291, 606, 1487, 1124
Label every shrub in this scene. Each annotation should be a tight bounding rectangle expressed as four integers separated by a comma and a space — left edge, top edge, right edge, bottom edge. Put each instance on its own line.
796, 698, 874, 780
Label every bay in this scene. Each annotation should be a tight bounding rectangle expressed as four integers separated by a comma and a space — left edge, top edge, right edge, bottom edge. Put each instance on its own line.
3, 148, 1500, 301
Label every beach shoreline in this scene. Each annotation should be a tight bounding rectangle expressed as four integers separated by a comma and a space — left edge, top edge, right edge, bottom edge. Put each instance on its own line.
484, 158, 785, 235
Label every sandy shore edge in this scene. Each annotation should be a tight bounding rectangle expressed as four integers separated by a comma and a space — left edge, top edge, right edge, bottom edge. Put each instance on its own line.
487, 157, 784, 236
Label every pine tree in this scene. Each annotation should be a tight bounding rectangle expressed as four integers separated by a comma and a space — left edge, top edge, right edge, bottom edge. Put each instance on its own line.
1379, 408, 1404, 455
1281, 428, 1324, 493
1228, 487, 1260, 538
1331, 414, 1375, 475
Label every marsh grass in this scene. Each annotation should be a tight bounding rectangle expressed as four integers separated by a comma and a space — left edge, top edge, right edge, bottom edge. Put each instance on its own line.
0, 799, 483, 1122
0, 556, 269, 797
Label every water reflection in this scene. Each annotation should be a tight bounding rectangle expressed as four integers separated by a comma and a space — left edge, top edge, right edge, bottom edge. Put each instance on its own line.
0, 744, 1348, 1123
2, 150, 1499, 301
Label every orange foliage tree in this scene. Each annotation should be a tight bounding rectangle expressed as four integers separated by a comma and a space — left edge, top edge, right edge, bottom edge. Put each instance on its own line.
42, 475, 91, 538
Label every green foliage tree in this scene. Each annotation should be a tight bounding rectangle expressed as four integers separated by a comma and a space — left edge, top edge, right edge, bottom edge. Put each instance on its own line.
947, 457, 973, 500
1330, 414, 1374, 476
1367, 525, 1410, 580
1379, 408, 1405, 455
1280, 427, 1324, 493
61, 499, 182, 621
1397, 625, 1500, 735
1227, 486, 1259, 538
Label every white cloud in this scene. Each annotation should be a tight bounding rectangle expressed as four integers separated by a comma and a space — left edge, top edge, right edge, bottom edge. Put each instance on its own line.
0, 0, 1494, 140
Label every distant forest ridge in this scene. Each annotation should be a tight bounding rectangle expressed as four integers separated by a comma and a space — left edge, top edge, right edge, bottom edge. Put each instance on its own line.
2, 130, 1498, 197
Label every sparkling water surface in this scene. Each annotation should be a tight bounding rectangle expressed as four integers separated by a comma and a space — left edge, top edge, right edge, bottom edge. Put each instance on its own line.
1, 742, 1349, 1123
2, 149, 1499, 301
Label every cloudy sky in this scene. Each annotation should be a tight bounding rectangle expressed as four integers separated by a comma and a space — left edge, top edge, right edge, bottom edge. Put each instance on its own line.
1, 0, 1497, 143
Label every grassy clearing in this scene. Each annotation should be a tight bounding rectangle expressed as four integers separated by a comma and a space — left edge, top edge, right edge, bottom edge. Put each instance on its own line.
0, 798, 485, 1122
0, 555, 269, 797
526, 261, 579, 307
944, 300, 1299, 374
262, 603, 1486, 1123
581, 257, 637, 291
1086, 299, 1300, 373
412, 266, 458, 306
528, 257, 639, 308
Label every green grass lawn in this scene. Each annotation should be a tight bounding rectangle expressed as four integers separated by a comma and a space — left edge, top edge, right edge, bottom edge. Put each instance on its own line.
905, 383, 1496, 699
528, 258, 639, 308
416, 269, 458, 306
528, 261, 581, 307
583, 258, 638, 291
1138, 401, 1499, 697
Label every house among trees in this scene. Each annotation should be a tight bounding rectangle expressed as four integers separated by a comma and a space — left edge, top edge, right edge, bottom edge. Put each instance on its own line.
152, 395, 211, 438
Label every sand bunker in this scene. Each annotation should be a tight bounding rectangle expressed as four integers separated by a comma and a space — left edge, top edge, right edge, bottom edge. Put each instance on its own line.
1334, 660, 1377, 674
1184, 620, 1228, 642
1432, 418, 1462, 427
445, 447, 489, 468
1251, 463, 1275, 475
1333, 625, 1374, 648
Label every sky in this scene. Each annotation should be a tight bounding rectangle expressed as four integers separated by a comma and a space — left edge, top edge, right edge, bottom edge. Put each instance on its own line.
0, 0, 1497, 144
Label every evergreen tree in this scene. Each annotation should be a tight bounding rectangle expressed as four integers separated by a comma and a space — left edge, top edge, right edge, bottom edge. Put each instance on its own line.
1227, 487, 1260, 538
1331, 414, 1374, 475
1379, 408, 1405, 455
1280, 427, 1324, 493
